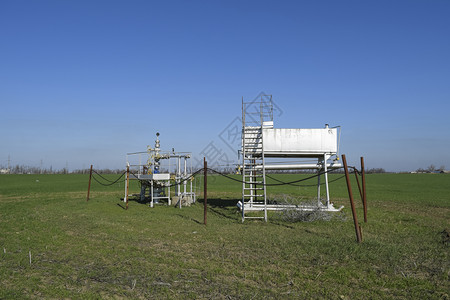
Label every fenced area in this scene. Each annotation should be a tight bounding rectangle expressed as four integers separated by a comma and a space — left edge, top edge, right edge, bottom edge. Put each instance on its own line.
0, 172, 449, 299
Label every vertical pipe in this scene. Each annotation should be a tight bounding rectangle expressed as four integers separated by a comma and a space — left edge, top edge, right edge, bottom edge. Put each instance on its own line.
342, 154, 362, 243
190, 169, 193, 201
86, 164, 93, 201
204, 157, 207, 225
361, 157, 367, 223
324, 154, 330, 207
151, 180, 154, 208
179, 182, 182, 209
124, 167, 127, 203
126, 166, 130, 210
168, 182, 171, 206
317, 158, 321, 205
177, 156, 180, 196
184, 156, 187, 194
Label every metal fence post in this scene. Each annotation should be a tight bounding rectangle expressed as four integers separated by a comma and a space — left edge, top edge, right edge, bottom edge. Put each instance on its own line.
86, 165, 93, 201
204, 157, 207, 225
342, 154, 362, 243
126, 166, 130, 210
361, 157, 367, 223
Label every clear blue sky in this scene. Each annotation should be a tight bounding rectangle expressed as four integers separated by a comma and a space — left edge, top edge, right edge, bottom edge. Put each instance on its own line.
1, 0, 449, 172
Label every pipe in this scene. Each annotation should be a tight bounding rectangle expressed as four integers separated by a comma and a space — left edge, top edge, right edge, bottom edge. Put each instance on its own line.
126, 166, 130, 210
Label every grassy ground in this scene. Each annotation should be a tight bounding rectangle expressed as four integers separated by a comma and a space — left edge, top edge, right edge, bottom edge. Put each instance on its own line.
0, 173, 449, 299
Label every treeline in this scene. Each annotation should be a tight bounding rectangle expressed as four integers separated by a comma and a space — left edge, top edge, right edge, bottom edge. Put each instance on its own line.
268, 167, 387, 174
0, 165, 124, 175
415, 164, 446, 173
4, 164, 444, 175
72, 168, 124, 174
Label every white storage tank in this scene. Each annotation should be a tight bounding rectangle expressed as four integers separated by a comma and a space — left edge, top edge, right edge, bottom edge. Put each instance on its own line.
262, 125, 338, 157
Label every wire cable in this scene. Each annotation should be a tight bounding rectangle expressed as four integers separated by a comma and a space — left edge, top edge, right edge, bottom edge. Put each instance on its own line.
91, 171, 126, 186
207, 167, 346, 186
92, 170, 126, 183
130, 168, 204, 188
265, 173, 346, 187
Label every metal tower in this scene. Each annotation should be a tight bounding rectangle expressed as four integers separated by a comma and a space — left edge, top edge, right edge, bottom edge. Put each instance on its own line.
240, 94, 273, 222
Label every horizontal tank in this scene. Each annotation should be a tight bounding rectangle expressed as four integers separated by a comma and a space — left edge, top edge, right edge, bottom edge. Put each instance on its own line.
262, 127, 338, 157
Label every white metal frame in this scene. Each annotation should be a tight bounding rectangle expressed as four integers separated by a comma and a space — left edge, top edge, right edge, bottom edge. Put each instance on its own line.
124, 134, 196, 208
239, 96, 344, 221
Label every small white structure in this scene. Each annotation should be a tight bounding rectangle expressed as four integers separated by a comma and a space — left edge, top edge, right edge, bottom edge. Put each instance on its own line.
0, 169, 10, 174
238, 95, 343, 222
125, 133, 196, 208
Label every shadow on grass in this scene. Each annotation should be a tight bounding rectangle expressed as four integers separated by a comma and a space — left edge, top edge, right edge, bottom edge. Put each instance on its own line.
120, 196, 172, 207
207, 198, 295, 228
116, 203, 126, 210
175, 214, 203, 225
268, 220, 295, 229
206, 198, 239, 208
204, 198, 239, 221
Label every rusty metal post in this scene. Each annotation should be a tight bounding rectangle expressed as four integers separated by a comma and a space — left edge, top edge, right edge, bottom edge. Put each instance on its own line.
126, 166, 130, 210
354, 167, 363, 200
203, 157, 207, 225
86, 164, 93, 201
361, 157, 367, 223
342, 155, 362, 243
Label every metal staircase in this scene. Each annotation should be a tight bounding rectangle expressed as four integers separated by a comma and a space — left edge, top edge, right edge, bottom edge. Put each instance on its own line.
240, 95, 273, 222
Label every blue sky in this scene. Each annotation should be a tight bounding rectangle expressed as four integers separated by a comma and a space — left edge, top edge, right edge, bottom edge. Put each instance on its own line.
1, 0, 449, 172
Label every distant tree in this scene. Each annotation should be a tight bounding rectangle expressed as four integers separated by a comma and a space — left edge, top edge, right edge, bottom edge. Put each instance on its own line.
438, 165, 445, 172
427, 164, 436, 172
366, 168, 386, 174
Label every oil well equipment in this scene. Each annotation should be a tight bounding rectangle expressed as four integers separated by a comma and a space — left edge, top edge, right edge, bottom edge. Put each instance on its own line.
124, 132, 196, 208
238, 95, 344, 222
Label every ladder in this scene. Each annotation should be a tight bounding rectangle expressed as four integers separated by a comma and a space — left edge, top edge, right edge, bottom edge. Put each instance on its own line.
241, 95, 272, 222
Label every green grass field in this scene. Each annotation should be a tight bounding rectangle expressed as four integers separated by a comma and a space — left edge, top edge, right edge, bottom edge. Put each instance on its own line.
0, 173, 449, 299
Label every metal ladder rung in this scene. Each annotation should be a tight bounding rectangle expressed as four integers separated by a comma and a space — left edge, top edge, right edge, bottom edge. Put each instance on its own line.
242, 97, 271, 222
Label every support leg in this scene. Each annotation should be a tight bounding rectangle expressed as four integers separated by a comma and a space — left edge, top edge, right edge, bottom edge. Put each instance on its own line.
317, 158, 321, 206
324, 154, 330, 207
